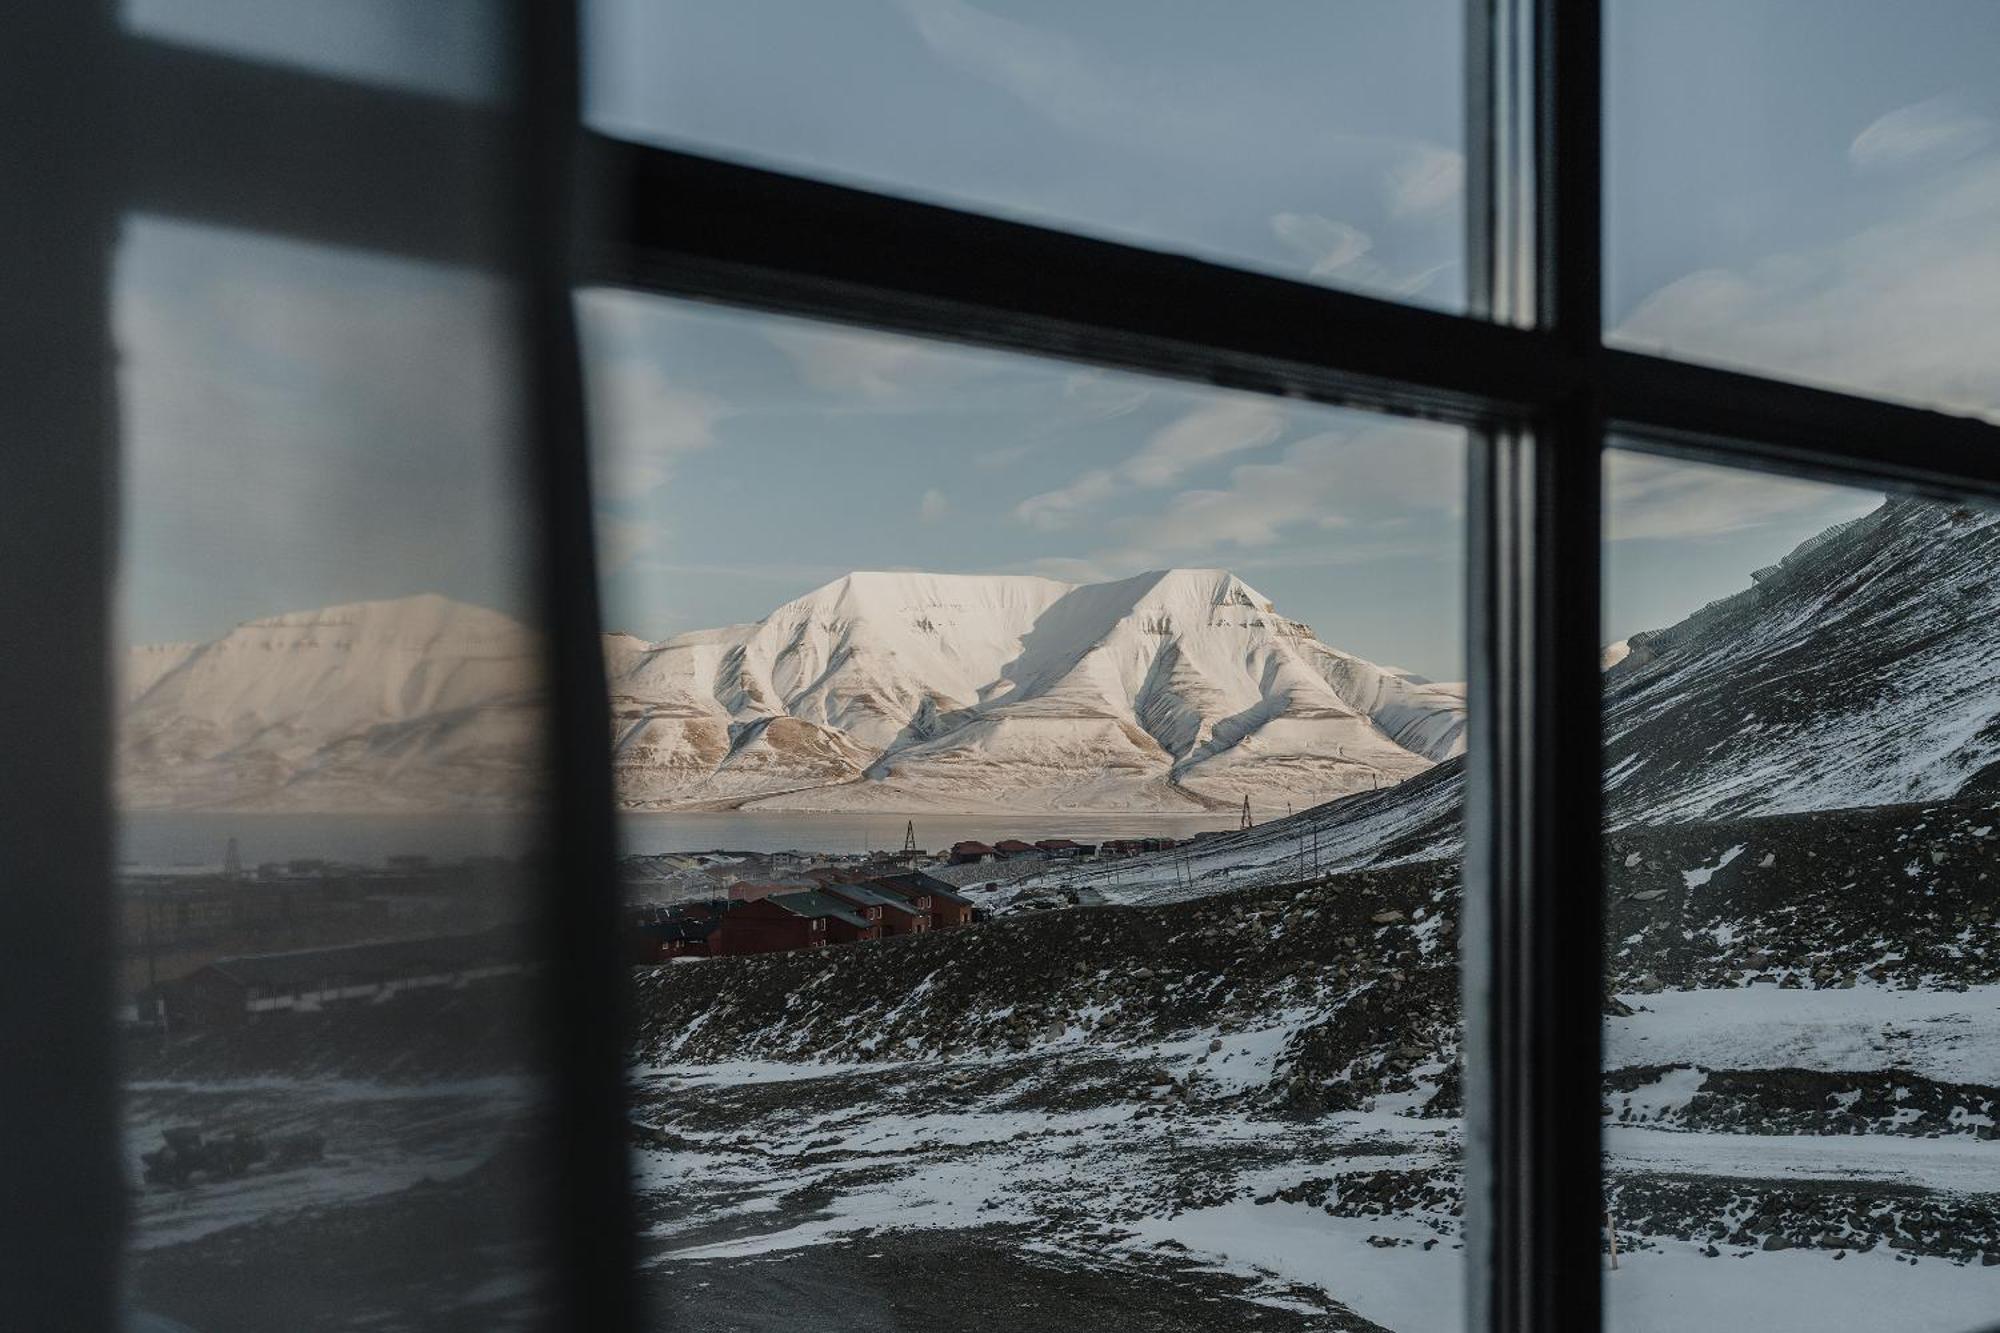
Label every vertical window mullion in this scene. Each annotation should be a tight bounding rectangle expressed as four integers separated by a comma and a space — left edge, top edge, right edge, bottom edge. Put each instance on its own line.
1464, 1, 1605, 1331
0, 3, 125, 1328
512, 3, 638, 1328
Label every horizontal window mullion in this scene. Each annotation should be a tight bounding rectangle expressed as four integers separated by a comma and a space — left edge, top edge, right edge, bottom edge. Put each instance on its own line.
124, 40, 511, 267
1601, 348, 2000, 499
587, 135, 1575, 428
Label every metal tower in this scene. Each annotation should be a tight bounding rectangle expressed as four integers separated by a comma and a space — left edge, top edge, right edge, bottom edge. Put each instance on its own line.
1239, 795, 1253, 830
903, 820, 918, 854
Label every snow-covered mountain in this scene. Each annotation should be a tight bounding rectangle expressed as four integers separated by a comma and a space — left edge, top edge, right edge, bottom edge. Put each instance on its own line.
118, 571, 1463, 814
120, 594, 545, 812
605, 569, 1463, 813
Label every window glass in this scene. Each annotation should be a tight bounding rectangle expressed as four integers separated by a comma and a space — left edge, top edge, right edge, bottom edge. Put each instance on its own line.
1602, 446, 2000, 1330
115, 216, 553, 1328
1607, 0, 2000, 419
584, 0, 1468, 310
584, 290, 1470, 1328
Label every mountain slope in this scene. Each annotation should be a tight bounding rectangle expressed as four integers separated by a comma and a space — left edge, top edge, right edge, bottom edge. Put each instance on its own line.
1022, 495, 2000, 902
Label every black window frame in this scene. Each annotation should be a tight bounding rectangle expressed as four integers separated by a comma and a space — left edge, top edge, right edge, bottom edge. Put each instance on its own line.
10, 1, 2000, 1330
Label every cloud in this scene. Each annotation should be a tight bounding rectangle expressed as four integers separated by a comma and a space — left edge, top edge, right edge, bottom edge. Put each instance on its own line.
1850, 94, 1994, 174
1016, 468, 1118, 530
919, 488, 950, 523
584, 362, 721, 500
1614, 149, 2000, 420
1385, 145, 1465, 218
764, 321, 983, 401
1605, 451, 1877, 542
1015, 398, 1286, 529
594, 511, 656, 574
1045, 420, 1465, 574
1271, 213, 1373, 279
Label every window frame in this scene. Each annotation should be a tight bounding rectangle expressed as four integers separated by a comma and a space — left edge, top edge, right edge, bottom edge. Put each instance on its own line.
13, 1, 2000, 1330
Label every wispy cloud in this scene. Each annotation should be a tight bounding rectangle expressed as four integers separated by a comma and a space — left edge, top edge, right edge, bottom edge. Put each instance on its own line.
1015, 397, 1286, 529
1605, 451, 1877, 542
1385, 144, 1465, 218
1041, 421, 1464, 575
1849, 94, 1994, 173
1271, 213, 1373, 279
584, 362, 722, 500
1615, 138, 2000, 421
764, 321, 985, 401
919, 487, 950, 523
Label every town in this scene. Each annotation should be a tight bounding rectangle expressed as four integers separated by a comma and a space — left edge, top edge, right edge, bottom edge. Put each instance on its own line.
619, 826, 1243, 962
122, 825, 1241, 1030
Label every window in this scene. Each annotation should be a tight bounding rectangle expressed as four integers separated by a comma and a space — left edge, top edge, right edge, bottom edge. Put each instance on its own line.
588, 297, 1469, 1327
10, 3, 2000, 1332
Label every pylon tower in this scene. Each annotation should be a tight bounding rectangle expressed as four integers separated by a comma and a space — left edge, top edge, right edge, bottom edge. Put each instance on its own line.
1239, 795, 1253, 830
903, 819, 918, 854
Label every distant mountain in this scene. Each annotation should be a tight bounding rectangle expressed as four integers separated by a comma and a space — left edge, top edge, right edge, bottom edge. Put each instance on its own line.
119, 595, 544, 812
118, 571, 1464, 814
606, 569, 1464, 813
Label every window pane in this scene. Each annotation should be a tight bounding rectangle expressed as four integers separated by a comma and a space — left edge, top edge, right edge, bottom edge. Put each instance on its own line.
115, 217, 553, 1328
1607, 0, 2000, 418
582, 292, 1471, 1328
584, 0, 1468, 310
1602, 447, 2000, 1330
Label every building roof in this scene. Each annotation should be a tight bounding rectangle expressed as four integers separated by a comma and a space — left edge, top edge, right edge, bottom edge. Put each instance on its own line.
823, 883, 926, 917
1034, 838, 1082, 850
949, 841, 995, 855
200, 927, 522, 991
993, 839, 1038, 853
866, 870, 972, 907
768, 891, 874, 931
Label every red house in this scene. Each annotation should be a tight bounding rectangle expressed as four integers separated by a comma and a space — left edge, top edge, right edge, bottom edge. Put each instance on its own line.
866, 871, 976, 930
775, 891, 880, 944
714, 896, 829, 955
993, 839, 1042, 860
948, 841, 996, 865
826, 882, 930, 937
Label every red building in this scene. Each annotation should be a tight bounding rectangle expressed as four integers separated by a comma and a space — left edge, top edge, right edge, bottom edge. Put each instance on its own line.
712, 890, 879, 955
992, 839, 1042, 860
947, 841, 996, 865
826, 882, 930, 937
866, 871, 976, 930
714, 896, 828, 955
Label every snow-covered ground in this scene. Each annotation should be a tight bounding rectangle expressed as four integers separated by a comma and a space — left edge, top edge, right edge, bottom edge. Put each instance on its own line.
1608, 983, 2000, 1085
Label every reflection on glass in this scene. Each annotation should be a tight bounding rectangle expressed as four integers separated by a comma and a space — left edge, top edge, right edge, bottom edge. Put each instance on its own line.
114, 218, 550, 1328
1601, 449, 2000, 1329
123, 0, 506, 101
1606, 0, 2000, 418
585, 0, 1467, 309
583, 292, 1470, 1328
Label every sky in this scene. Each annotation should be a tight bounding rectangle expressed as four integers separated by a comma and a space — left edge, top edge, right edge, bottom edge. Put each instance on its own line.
115, 0, 2000, 683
